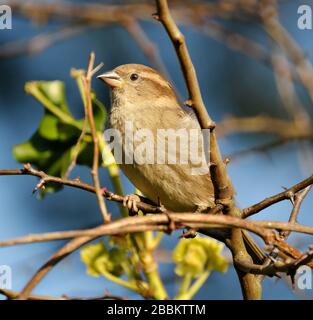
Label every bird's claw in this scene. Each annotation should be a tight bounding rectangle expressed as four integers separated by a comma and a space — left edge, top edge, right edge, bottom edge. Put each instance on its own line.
123, 194, 141, 215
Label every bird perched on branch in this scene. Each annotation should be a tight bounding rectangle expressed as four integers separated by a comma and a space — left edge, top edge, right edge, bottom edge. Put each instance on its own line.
98, 64, 215, 213
98, 64, 266, 265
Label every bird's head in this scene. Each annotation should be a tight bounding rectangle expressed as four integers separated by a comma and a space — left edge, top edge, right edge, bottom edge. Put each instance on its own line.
97, 64, 177, 103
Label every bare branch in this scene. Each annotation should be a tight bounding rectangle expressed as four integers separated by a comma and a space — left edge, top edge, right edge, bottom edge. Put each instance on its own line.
0, 26, 84, 59
2, 214, 313, 258
280, 186, 312, 239
0, 164, 165, 214
261, 2, 313, 102
243, 175, 313, 218
0, 289, 65, 300
81, 52, 110, 223
17, 234, 98, 299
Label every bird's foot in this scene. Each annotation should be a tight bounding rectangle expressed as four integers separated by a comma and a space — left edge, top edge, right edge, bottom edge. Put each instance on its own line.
123, 194, 141, 215
182, 206, 209, 238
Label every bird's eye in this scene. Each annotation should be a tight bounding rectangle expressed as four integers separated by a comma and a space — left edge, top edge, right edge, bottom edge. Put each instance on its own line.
130, 73, 139, 81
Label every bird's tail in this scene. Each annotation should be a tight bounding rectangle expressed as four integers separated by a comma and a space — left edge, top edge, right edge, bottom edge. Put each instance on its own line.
242, 230, 267, 264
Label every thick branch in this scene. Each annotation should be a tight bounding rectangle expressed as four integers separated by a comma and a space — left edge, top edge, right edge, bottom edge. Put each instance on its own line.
2, 214, 313, 248
155, 0, 233, 206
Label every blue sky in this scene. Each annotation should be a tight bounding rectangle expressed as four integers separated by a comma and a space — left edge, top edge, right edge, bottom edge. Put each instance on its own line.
0, 0, 312, 299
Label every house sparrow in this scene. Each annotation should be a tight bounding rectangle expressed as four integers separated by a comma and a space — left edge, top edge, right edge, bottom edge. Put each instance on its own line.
97, 64, 215, 213
98, 64, 266, 264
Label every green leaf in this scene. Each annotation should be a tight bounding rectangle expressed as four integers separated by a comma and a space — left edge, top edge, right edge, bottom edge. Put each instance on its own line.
13, 77, 107, 195
38, 114, 81, 142
13, 131, 77, 194
38, 114, 59, 140
37, 81, 70, 113
13, 132, 53, 164
71, 68, 106, 132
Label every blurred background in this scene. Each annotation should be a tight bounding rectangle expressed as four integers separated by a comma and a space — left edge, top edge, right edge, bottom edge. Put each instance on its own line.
0, 0, 313, 299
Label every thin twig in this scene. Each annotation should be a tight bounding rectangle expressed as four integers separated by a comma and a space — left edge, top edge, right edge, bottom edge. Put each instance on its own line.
243, 174, 313, 218
0, 164, 165, 213
280, 186, 312, 239
261, 1, 313, 102
0, 287, 125, 300
82, 52, 109, 223
122, 17, 169, 78
0, 289, 66, 300
0, 26, 84, 59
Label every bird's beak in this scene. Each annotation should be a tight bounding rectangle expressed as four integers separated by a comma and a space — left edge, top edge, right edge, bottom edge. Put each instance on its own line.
97, 71, 122, 88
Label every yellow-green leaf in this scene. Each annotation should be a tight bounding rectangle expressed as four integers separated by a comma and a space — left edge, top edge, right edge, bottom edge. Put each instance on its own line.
173, 237, 228, 278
